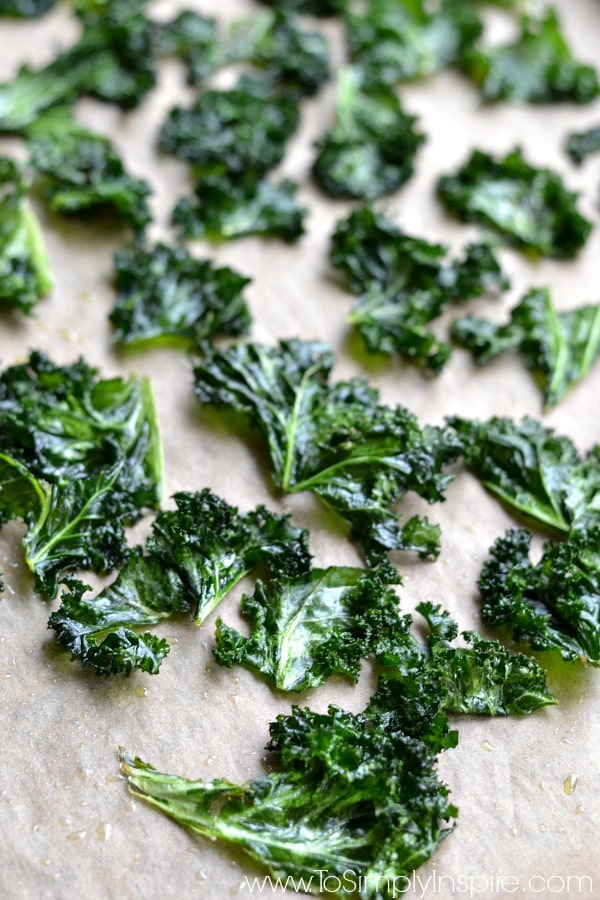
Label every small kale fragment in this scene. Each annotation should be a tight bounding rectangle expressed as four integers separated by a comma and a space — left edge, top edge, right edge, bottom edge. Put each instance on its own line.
566, 125, 600, 165
463, 8, 599, 104
194, 339, 461, 564
345, 0, 482, 85
121, 703, 456, 893
0, 0, 55, 15
0, 0, 156, 132
437, 147, 593, 259
312, 67, 425, 200
479, 527, 600, 666
27, 108, 151, 232
49, 489, 311, 674
0, 351, 163, 595
229, 10, 330, 97
110, 242, 251, 348
449, 415, 600, 535
172, 172, 306, 243
160, 75, 300, 177
452, 287, 600, 407
370, 601, 555, 730
331, 206, 507, 371
214, 566, 406, 691
0, 156, 52, 313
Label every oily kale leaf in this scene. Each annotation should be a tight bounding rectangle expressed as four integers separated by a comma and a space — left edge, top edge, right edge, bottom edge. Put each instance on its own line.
0, 0, 55, 15
110, 242, 251, 348
49, 490, 311, 674
194, 339, 461, 564
0, 156, 52, 312
345, 0, 482, 86
172, 172, 306, 243
0, 351, 163, 595
214, 566, 406, 691
229, 11, 330, 97
312, 67, 425, 200
463, 8, 599, 104
452, 287, 600, 407
370, 601, 555, 736
160, 75, 300, 177
0, 0, 156, 132
121, 703, 456, 896
479, 528, 600, 666
331, 206, 507, 371
449, 415, 600, 535
566, 125, 600, 165
437, 147, 593, 259
27, 108, 151, 232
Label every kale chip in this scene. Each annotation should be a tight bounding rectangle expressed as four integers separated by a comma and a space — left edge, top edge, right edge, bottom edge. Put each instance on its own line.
110, 242, 251, 348
452, 287, 600, 407
437, 147, 593, 258
565, 125, 600, 165
312, 67, 425, 200
0, 0, 56, 15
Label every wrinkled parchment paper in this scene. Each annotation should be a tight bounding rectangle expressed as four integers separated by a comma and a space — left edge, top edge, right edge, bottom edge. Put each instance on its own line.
0, 1, 599, 898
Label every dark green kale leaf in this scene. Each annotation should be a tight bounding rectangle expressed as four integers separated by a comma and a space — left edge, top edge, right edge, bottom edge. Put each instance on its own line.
49, 490, 311, 674
172, 172, 306, 243
258, 0, 346, 15
152, 10, 225, 83
27, 109, 151, 232
566, 125, 600, 165
229, 11, 330, 96
110, 242, 251, 348
194, 339, 461, 564
331, 206, 507, 371
121, 703, 456, 894
160, 75, 300, 177
214, 566, 406, 691
0, 0, 156, 132
437, 147, 593, 259
312, 67, 425, 200
0, 351, 163, 595
449, 415, 600, 535
345, 0, 482, 85
370, 601, 555, 733
479, 527, 600, 666
0, 156, 52, 313
0, 0, 56, 15
463, 8, 599, 104
452, 287, 600, 407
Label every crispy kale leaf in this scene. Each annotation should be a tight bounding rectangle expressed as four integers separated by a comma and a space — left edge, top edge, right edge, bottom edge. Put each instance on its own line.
566, 125, 600, 165
160, 75, 300, 177
152, 10, 225, 83
27, 108, 151, 232
49, 490, 311, 674
109, 243, 251, 348
229, 11, 330, 96
121, 703, 456, 895
331, 206, 507, 371
463, 8, 599, 104
312, 67, 425, 200
370, 601, 555, 732
0, 0, 156, 132
0, 351, 162, 595
172, 172, 306, 243
345, 0, 482, 85
0, 156, 52, 312
452, 287, 600, 407
194, 339, 460, 564
214, 566, 406, 691
437, 147, 593, 259
449, 415, 600, 535
479, 528, 600, 666
257, 0, 346, 16
0, 0, 55, 15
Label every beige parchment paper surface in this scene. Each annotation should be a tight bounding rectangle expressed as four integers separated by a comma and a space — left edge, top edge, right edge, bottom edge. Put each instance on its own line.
0, 1, 599, 898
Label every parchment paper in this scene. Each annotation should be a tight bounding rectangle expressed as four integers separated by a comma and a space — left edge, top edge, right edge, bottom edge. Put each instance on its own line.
0, 1, 599, 898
